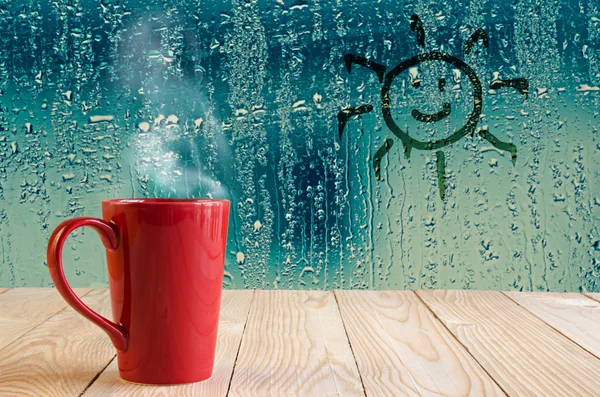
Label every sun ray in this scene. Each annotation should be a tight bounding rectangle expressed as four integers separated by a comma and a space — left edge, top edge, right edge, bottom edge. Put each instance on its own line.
464, 28, 489, 54
479, 127, 517, 166
373, 139, 394, 180
436, 151, 446, 200
490, 77, 529, 98
410, 14, 425, 47
337, 104, 374, 139
344, 54, 386, 83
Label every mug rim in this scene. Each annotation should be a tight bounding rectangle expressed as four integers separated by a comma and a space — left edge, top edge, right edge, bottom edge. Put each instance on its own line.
102, 198, 229, 206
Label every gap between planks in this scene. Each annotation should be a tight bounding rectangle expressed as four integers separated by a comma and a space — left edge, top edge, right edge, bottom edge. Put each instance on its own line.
584, 293, 600, 303
332, 291, 368, 397
503, 291, 600, 359
79, 355, 117, 397
225, 290, 256, 396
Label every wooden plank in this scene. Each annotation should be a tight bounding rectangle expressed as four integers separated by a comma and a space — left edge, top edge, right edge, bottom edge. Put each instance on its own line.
584, 293, 600, 303
417, 290, 600, 397
505, 292, 600, 359
336, 290, 505, 397
82, 290, 254, 397
0, 288, 8, 295
0, 289, 116, 396
228, 290, 364, 397
0, 287, 91, 350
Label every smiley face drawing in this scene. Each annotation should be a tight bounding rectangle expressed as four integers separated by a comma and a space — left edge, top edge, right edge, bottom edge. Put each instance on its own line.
338, 15, 529, 200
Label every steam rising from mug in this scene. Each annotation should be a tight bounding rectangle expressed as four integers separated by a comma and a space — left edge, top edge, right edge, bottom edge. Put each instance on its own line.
118, 13, 230, 199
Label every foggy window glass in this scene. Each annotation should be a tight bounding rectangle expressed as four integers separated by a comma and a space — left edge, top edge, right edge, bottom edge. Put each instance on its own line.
0, 0, 598, 292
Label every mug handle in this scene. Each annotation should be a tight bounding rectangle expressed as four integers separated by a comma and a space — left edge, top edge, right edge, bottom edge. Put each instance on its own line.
47, 217, 128, 351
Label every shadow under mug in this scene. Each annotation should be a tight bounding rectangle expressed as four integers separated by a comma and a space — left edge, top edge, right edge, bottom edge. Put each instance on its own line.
46, 198, 230, 385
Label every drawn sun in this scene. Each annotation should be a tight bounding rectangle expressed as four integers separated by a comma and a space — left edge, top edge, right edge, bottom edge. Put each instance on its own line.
338, 14, 529, 200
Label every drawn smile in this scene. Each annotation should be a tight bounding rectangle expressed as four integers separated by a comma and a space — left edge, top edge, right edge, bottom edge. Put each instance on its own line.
411, 102, 451, 122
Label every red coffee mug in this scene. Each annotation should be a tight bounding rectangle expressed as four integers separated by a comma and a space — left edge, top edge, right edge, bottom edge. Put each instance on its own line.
46, 198, 230, 385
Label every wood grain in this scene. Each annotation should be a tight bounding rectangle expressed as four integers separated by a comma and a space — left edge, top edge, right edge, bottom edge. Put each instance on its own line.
417, 290, 600, 397
336, 290, 505, 397
504, 292, 600, 358
584, 293, 600, 303
82, 290, 254, 397
0, 289, 116, 396
0, 287, 91, 351
228, 290, 364, 397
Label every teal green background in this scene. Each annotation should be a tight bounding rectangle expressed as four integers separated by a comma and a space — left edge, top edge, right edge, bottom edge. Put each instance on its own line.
0, 0, 599, 291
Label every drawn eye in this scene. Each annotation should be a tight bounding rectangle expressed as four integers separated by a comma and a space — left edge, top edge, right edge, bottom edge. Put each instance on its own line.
411, 79, 421, 88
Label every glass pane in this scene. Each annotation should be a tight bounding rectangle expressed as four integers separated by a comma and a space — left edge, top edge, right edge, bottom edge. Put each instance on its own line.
0, 0, 598, 291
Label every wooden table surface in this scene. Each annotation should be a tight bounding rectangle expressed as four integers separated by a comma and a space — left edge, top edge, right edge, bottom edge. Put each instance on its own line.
1, 289, 600, 396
